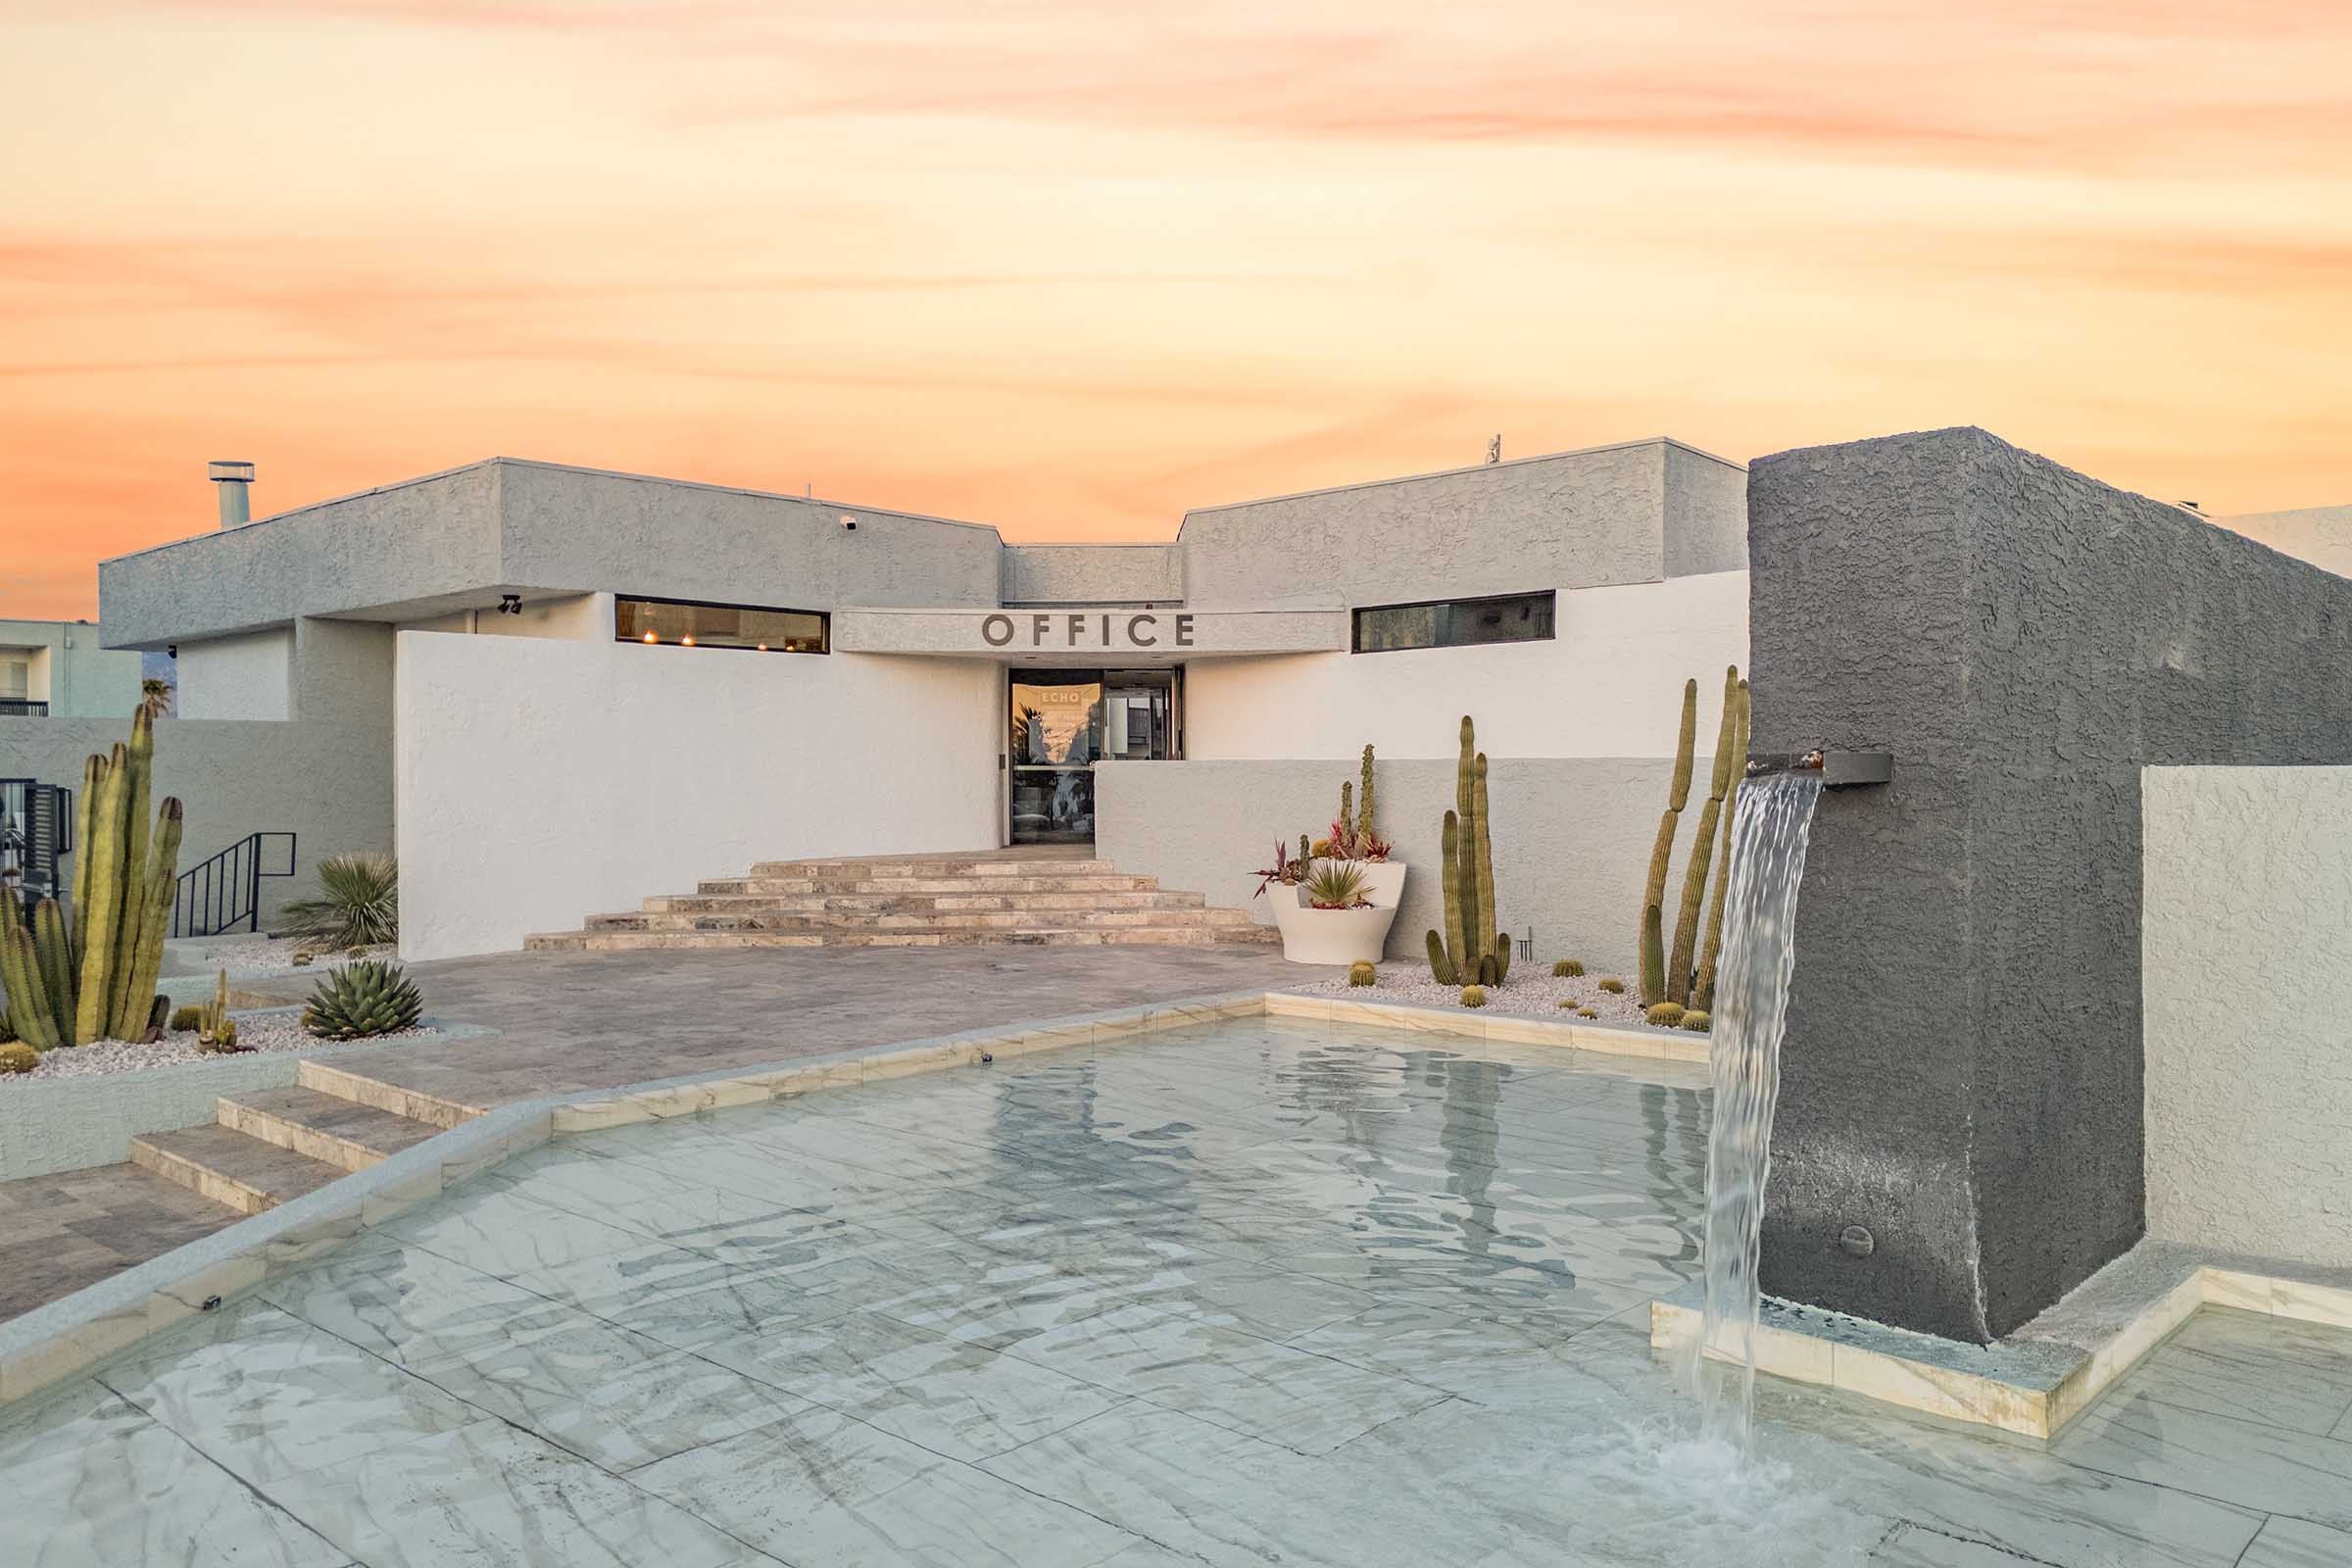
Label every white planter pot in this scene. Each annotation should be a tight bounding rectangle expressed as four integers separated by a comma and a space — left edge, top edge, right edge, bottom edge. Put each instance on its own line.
1270, 887, 1399, 966
1355, 860, 1407, 908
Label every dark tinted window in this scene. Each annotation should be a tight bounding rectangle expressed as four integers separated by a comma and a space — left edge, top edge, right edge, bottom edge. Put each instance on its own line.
615, 597, 828, 654
1352, 591, 1554, 653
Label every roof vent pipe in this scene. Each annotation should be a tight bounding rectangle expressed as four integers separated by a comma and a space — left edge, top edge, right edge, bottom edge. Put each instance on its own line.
209, 461, 255, 527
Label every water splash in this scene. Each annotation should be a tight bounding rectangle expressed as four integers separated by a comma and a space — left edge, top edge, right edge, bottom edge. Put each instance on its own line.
1686, 770, 1823, 1447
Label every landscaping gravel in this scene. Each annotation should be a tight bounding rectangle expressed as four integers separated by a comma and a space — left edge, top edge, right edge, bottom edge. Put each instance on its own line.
3, 1014, 440, 1082
1283, 961, 1703, 1032
177, 934, 396, 980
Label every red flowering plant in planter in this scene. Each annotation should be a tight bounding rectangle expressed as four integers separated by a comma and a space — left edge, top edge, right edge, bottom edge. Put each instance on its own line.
1250, 837, 1312, 900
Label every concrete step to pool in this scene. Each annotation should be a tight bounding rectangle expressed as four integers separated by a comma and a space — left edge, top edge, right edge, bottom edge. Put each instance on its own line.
128, 1125, 349, 1216
215, 1085, 447, 1174
295, 1058, 484, 1130
527, 922, 1280, 952
532, 849, 1272, 955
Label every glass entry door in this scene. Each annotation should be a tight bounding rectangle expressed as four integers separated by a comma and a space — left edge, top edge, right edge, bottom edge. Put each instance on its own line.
1007, 668, 1180, 845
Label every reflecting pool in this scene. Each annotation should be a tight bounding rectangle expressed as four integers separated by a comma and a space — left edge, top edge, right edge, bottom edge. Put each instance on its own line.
3, 1018, 2345, 1566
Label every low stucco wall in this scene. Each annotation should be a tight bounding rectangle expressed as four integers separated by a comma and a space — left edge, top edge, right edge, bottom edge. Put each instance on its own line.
395, 631, 1003, 960
2144, 766, 2352, 1268
1099, 755, 1706, 978
0, 715, 394, 928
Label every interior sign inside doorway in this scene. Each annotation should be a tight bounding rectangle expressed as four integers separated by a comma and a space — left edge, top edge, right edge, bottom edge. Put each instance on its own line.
980, 612, 1195, 651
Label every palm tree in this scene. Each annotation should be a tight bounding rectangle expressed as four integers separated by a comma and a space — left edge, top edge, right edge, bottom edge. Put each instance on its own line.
138, 677, 173, 720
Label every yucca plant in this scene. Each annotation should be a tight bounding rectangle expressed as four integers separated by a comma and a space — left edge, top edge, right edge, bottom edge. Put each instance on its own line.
1301, 860, 1371, 910
302, 958, 423, 1041
277, 854, 399, 948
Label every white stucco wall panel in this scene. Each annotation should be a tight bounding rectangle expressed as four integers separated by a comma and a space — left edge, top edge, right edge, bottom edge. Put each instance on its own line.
395, 634, 1002, 960
2144, 765, 2352, 1268
1099, 756, 1695, 976
1184, 571, 1749, 760
1002, 545, 1183, 605
175, 627, 294, 720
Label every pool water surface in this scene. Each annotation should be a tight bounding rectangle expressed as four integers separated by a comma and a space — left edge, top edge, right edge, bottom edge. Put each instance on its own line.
3, 1017, 2346, 1566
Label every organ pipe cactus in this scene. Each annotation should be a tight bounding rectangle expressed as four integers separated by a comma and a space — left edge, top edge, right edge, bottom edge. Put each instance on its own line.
1669, 667, 1743, 1007
1640, 680, 1698, 1006
1357, 744, 1377, 848
1692, 679, 1750, 1012
0, 710, 187, 1047
1424, 715, 1509, 986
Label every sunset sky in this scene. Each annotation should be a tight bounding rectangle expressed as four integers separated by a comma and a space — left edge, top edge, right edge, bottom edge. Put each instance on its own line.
4, 0, 2348, 619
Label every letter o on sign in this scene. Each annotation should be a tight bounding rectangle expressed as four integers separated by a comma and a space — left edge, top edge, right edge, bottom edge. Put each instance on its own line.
981, 614, 1014, 648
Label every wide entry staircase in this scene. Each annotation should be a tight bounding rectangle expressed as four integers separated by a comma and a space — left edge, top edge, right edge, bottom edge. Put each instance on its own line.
524, 851, 1279, 953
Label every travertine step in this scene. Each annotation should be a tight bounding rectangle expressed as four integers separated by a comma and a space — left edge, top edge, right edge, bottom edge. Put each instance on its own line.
526, 923, 1280, 953
129, 1125, 346, 1215
649, 890, 1206, 913
297, 1058, 483, 1129
749, 857, 1122, 877
701, 875, 1163, 896
588, 906, 1256, 933
216, 1085, 445, 1174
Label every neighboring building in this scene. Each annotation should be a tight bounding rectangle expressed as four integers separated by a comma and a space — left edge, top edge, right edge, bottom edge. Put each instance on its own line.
95, 441, 1750, 961
2217, 503, 2352, 580
0, 618, 142, 718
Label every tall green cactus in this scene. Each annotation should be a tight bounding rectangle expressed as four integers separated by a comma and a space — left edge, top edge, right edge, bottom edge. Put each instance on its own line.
0, 710, 186, 1048
1425, 715, 1508, 985
1357, 744, 1376, 846
1669, 667, 1742, 1006
1693, 679, 1749, 1011
1640, 680, 1698, 1006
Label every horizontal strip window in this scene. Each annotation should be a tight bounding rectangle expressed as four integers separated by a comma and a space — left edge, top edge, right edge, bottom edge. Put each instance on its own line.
1352, 591, 1555, 654
615, 596, 828, 654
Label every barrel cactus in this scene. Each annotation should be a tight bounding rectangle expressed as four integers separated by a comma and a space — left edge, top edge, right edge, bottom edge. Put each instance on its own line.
1597, 978, 1626, 995
1681, 1009, 1712, 1032
0, 1042, 35, 1074
1551, 958, 1585, 978
302, 959, 424, 1040
170, 1004, 203, 1032
1459, 985, 1487, 1008
1347, 959, 1377, 987
1645, 1002, 1687, 1028
1576, 1007, 1599, 1018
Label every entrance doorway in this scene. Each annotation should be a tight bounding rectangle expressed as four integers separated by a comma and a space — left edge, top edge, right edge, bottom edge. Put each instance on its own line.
1007, 668, 1180, 845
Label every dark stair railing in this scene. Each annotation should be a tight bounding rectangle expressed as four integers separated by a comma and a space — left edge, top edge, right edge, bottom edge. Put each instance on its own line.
172, 832, 297, 938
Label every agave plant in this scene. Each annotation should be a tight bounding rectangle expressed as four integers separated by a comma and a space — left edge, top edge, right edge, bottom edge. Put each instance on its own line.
277, 854, 399, 948
1301, 860, 1371, 910
301, 958, 423, 1041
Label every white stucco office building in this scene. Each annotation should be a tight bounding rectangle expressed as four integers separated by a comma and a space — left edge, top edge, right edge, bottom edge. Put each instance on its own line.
95, 439, 1751, 963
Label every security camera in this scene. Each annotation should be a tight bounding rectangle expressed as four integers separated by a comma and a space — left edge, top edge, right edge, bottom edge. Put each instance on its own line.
839, 514, 858, 532
498, 594, 522, 614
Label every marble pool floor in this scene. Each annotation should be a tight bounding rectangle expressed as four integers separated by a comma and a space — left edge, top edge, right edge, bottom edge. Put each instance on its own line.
4, 1017, 2349, 1567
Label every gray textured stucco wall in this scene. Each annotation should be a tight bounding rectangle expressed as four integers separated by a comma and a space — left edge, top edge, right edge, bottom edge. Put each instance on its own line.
0, 716, 394, 929
1002, 545, 1184, 605
99, 465, 505, 648
1662, 444, 1748, 579
1176, 440, 1676, 608
2143, 766, 2352, 1268
1748, 426, 2352, 1344
494, 461, 1002, 611
1098, 756, 1703, 978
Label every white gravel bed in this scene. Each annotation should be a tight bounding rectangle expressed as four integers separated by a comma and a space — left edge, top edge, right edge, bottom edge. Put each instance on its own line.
177, 933, 396, 980
4, 1013, 441, 1082
1285, 961, 1711, 1032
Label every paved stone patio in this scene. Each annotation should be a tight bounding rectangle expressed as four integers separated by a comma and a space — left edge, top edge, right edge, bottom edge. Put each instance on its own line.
0, 944, 1315, 1323
4, 1015, 2346, 1566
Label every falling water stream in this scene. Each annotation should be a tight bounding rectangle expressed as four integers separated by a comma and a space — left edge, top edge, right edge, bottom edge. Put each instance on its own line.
1688, 769, 1825, 1448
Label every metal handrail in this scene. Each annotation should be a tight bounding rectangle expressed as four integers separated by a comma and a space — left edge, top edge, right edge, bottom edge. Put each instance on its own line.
172, 832, 297, 938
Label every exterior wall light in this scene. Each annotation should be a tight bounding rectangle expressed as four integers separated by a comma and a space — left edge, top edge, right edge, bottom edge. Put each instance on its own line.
756, 643, 767, 652
642, 632, 658, 644
680, 635, 695, 647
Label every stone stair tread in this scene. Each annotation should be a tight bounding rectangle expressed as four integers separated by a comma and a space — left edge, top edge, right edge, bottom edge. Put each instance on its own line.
130, 1124, 347, 1213
220, 1085, 444, 1162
